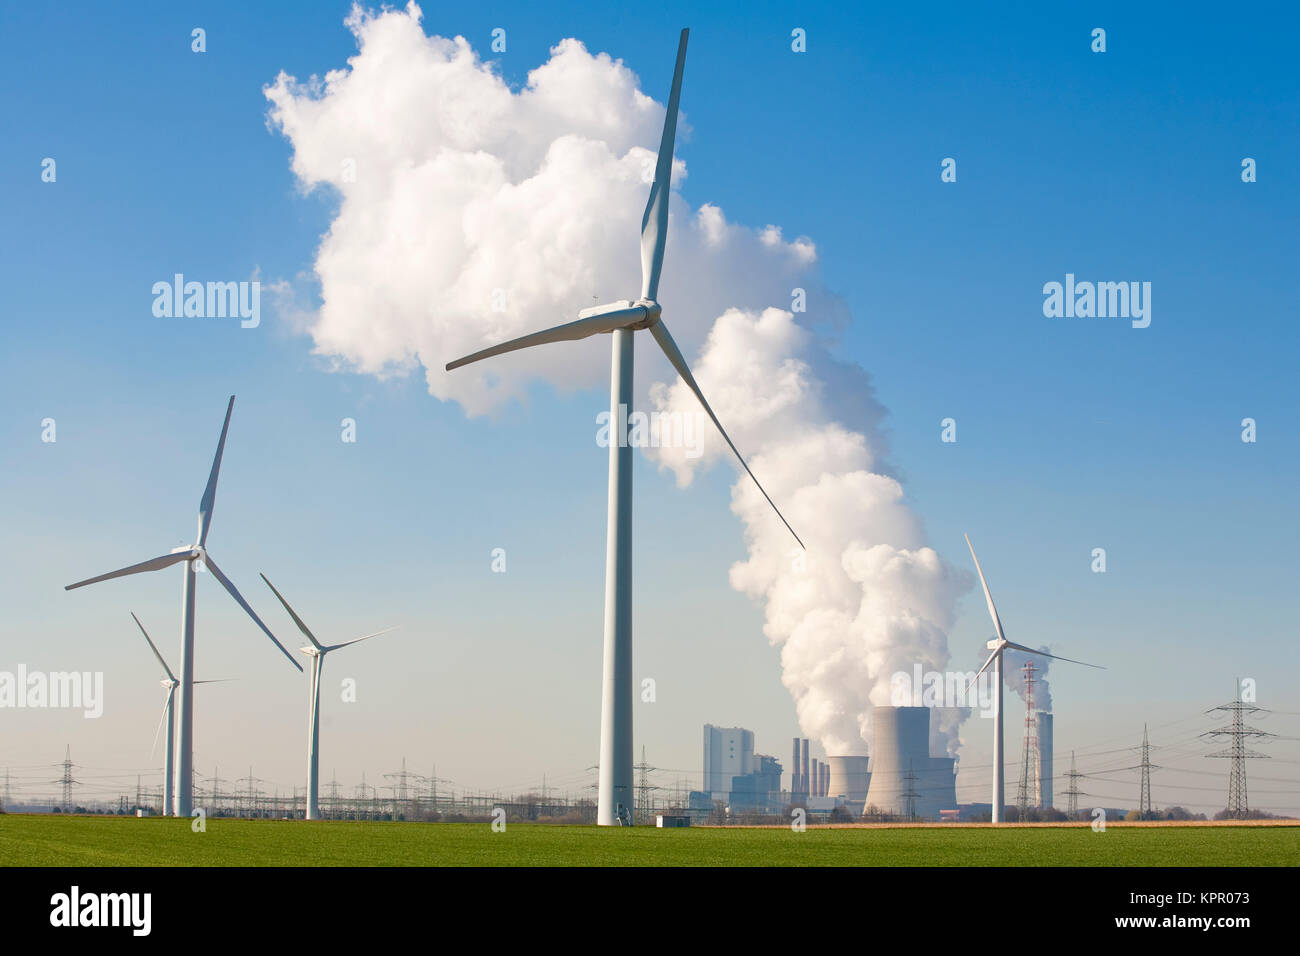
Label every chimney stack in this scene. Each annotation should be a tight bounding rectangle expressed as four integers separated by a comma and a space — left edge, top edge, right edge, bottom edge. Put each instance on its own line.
802, 739, 811, 798
792, 738, 802, 795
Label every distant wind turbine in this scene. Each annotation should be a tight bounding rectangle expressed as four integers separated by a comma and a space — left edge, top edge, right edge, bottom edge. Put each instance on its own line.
445, 28, 804, 825
131, 612, 228, 816
260, 574, 398, 821
66, 396, 301, 817
964, 534, 1103, 823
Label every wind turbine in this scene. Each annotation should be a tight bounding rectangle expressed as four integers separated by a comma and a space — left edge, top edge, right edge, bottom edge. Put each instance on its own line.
131, 612, 228, 816
66, 396, 301, 817
260, 574, 398, 820
965, 534, 1103, 823
445, 28, 804, 825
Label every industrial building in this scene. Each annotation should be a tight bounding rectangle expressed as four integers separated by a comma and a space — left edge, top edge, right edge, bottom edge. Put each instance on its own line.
702, 725, 755, 797
699, 725, 786, 812
698, 710, 965, 820
861, 706, 958, 820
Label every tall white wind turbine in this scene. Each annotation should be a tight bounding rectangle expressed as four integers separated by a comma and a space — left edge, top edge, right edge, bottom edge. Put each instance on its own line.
66, 397, 301, 817
445, 28, 804, 826
131, 612, 228, 816
965, 534, 1103, 823
260, 574, 398, 821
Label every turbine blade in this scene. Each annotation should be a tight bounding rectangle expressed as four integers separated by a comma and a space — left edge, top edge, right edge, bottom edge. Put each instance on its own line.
150, 685, 173, 759
324, 625, 400, 653
259, 573, 322, 650
1003, 640, 1105, 670
968, 648, 1000, 692
964, 534, 1007, 643
203, 555, 303, 671
130, 611, 176, 682
198, 396, 236, 547
66, 550, 194, 591
640, 28, 689, 301
649, 318, 804, 549
444, 307, 646, 371
193, 679, 235, 684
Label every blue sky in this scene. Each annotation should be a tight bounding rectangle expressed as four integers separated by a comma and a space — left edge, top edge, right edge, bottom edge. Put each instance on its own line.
1, 1, 1296, 814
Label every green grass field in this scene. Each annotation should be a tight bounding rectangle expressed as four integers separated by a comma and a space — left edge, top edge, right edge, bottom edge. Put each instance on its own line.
2, 815, 1297, 866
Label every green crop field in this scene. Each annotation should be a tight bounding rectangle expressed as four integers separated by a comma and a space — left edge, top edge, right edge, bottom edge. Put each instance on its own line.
2, 815, 1297, 866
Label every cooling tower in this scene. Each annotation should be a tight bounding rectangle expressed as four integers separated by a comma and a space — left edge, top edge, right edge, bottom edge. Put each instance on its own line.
826, 755, 870, 801
1036, 712, 1054, 809
862, 706, 958, 819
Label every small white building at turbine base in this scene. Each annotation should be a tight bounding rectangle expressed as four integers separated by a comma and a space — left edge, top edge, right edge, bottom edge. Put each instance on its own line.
861, 706, 958, 820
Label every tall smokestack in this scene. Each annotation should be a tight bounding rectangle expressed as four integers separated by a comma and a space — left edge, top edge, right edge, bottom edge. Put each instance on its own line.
802, 739, 810, 798
792, 738, 801, 795
1037, 712, 1054, 809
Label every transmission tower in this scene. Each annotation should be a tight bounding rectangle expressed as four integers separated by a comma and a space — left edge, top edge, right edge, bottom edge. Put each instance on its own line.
1202, 680, 1273, 818
241, 767, 260, 818
1138, 724, 1158, 817
354, 771, 373, 819
328, 769, 340, 820
1061, 750, 1085, 818
384, 757, 415, 818
901, 760, 921, 821
634, 746, 661, 825
56, 745, 79, 813
1015, 661, 1038, 820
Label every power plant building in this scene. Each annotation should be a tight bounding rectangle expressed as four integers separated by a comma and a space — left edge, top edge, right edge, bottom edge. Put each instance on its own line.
703, 725, 755, 797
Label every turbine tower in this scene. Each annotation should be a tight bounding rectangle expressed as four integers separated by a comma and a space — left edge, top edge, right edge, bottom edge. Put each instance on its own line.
66, 396, 302, 816
261, 574, 397, 820
964, 534, 1103, 823
131, 612, 228, 816
445, 29, 803, 825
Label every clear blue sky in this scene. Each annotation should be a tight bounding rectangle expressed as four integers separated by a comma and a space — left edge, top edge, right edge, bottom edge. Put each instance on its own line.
1, 1, 1296, 814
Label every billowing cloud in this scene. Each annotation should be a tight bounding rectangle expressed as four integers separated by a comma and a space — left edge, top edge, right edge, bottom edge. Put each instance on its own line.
266, 2, 969, 758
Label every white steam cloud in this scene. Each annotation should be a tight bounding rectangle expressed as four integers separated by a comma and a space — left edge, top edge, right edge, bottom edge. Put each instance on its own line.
265, 3, 971, 757
1004, 647, 1053, 713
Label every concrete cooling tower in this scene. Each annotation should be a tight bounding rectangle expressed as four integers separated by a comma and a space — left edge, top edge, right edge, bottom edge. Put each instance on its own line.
826, 755, 871, 801
862, 706, 958, 819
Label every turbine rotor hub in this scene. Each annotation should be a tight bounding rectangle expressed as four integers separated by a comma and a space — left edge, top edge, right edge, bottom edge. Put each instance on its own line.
630, 298, 662, 329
